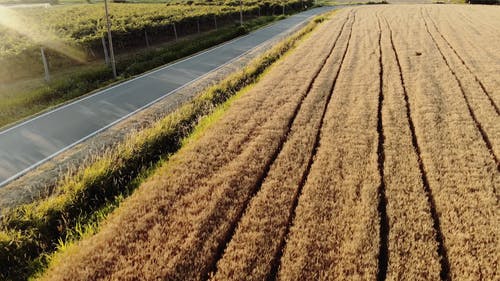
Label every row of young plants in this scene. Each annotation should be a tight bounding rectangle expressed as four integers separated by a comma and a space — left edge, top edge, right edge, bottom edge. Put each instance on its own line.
0, 13, 328, 281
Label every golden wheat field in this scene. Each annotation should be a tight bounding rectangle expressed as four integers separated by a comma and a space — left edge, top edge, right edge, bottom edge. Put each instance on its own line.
40, 5, 499, 281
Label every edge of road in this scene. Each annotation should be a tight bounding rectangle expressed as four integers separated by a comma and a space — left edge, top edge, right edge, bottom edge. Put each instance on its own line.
0, 5, 340, 211
0, 15, 296, 136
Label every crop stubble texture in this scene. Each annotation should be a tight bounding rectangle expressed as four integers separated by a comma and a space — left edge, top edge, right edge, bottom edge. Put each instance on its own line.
378, 12, 442, 281
40, 11, 348, 281
429, 5, 500, 107
278, 7, 382, 280
386, 5, 498, 280
421, 7, 500, 165
210, 11, 354, 281
41, 5, 499, 281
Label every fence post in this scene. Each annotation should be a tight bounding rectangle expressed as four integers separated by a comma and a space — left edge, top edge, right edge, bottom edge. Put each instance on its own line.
258, 6, 261, 17
144, 29, 150, 48
101, 37, 110, 65
239, 0, 243, 26
172, 23, 178, 41
104, 0, 117, 79
282, 3, 285, 15
40, 47, 50, 82
214, 15, 217, 30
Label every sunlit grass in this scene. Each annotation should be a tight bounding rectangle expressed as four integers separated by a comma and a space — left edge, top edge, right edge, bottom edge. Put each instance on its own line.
0, 6, 87, 62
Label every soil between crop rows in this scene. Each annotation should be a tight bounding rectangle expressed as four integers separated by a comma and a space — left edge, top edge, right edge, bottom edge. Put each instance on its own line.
41, 5, 499, 281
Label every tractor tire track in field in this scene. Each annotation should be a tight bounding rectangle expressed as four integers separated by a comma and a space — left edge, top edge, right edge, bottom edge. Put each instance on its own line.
423, 8, 499, 116
278, 10, 383, 279
267, 12, 356, 281
421, 10, 499, 171
205, 13, 354, 281
375, 13, 389, 281
383, 15, 451, 281
455, 8, 499, 38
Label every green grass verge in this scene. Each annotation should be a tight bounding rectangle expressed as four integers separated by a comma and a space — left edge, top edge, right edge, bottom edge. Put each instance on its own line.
0, 14, 288, 129
0, 12, 332, 281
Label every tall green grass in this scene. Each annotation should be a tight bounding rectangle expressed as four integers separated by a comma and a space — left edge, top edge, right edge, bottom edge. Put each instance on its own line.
0, 13, 330, 281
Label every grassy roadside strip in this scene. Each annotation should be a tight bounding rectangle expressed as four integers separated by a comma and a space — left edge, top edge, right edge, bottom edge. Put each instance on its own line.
35, 85, 249, 281
0, 12, 332, 281
0, 14, 288, 129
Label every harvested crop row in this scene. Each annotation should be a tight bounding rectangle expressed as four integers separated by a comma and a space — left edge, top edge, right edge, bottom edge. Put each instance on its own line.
277, 7, 382, 280
40, 11, 345, 281
378, 12, 442, 280
425, 6, 500, 107
387, 7, 499, 280
209, 11, 354, 281
420, 9, 500, 167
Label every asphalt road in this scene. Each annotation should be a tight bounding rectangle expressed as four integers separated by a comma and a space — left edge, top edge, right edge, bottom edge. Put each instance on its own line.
0, 6, 337, 187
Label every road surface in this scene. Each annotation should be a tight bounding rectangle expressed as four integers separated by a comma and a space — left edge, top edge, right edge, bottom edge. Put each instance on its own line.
0, 6, 337, 187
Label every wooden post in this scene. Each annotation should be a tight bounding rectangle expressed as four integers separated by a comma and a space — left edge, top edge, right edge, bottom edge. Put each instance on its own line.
101, 37, 110, 65
88, 46, 96, 58
258, 6, 261, 17
282, 2, 285, 15
40, 47, 50, 82
214, 15, 217, 30
239, 0, 243, 26
172, 23, 178, 41
144, 29, 150, 48
104, 0, 117, 79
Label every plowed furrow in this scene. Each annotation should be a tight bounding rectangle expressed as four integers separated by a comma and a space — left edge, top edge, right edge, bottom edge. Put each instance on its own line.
421, 10, 499, 171
375, 12, 388, 281
391, 7, 498, 279
455, 7, 499, 39
384, 15, 449, 281
210, 11, 355, 281
269, 13, 355, 281
278, 8, 382, 279
205, 13, 354, 281
423, 8, 499, 116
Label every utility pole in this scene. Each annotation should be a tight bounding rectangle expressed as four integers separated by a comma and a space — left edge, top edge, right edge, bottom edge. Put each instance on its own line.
239, 0, 243, 26
104, 0, 117, 79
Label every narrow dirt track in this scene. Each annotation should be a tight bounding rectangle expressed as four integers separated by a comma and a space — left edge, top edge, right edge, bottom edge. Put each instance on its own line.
41, 5, 499, 281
